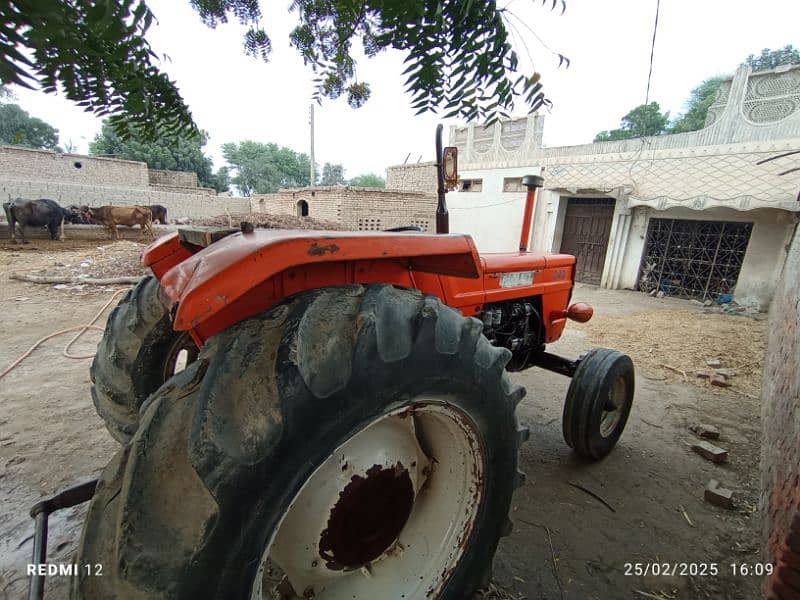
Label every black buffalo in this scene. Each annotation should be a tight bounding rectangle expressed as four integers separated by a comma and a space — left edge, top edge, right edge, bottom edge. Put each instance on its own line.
148, 204, 168, 224
66, 205, 94, 224
3, 198, 80, 243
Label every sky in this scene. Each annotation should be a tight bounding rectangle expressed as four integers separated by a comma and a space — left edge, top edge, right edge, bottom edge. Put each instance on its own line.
8, 0, 800, 181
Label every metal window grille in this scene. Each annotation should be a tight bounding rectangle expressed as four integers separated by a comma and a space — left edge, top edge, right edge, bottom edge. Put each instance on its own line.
638, 218, 753, 301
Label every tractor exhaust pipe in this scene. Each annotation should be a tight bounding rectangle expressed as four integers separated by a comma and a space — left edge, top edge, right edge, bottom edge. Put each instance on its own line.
435, 124, 449, 234
519, 175, 544, 251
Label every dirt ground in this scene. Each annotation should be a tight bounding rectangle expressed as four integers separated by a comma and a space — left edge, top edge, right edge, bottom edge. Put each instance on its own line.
0, 240, 765, 599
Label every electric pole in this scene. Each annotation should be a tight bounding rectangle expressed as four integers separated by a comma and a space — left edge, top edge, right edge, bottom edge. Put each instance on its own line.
309, 104, 315, 187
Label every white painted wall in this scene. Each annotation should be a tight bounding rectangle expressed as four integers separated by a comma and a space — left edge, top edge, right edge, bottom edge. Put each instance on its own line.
448, 166, 542, 252
616, 207, 797, 308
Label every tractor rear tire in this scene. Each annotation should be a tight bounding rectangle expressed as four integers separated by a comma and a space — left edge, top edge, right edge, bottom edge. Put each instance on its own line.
72, 285, 529, 600
91, 275, 197, 443
562, 348, 635, 460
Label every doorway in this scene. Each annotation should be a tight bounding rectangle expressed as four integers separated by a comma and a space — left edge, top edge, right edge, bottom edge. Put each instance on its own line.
559, 198, 615, 285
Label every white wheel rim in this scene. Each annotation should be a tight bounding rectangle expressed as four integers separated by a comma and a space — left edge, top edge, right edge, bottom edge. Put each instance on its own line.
251, 398, 486, 599
599, 376, 626, 438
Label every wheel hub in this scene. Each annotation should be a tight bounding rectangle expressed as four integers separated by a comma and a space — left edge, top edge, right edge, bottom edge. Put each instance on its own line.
319, 462, 415, 569
258, 401, 485, 599
600, 376, 627, 438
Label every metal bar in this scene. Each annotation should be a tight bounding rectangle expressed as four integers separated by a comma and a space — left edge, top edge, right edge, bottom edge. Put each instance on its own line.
519, 187, 538, 251
29, 513, 48, 600
435, 124, 449, 234
701, 222, 725, 301
519, 175, 545, 251
27, 479, 98, 600
529, 351, 581, 378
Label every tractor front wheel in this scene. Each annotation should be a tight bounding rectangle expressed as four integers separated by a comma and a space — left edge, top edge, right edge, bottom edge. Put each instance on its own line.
562, 348, 635, 460
91, 275, 198, 443
72, 285, 529, 599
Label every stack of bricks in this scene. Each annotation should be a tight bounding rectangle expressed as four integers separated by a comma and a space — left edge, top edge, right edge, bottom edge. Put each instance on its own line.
762, 226, 800, 599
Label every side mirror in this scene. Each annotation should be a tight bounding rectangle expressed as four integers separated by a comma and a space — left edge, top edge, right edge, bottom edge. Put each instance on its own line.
443, 146, 458, 190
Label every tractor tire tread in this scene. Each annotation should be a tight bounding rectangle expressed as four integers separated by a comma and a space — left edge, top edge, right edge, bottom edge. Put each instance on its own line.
73, 284, 528, 599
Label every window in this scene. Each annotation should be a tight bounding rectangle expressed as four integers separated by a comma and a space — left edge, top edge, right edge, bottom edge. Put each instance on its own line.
460, 179, 482, 192
502, 177, 525, 192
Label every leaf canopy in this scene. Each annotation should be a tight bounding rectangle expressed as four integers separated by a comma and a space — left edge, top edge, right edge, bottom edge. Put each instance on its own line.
1, 0, 567, 140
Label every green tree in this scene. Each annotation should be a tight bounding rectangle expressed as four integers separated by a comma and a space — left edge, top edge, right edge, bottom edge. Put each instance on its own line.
89, 120, 229, 192
593, 102, 669, 142
207, 166, 231, 194
221, 141, 311, 196
744, 45, 800, 72
349, 173, 386, 188
320, 163, 346, 186
669, 76, 727, 134
0, 103, 60, 150
0, 1, 566, 138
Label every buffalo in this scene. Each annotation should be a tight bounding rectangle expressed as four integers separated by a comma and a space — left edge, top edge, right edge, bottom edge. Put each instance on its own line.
3, 198, 81, 243
148, 204, 168, 224
66, 205, 94, 224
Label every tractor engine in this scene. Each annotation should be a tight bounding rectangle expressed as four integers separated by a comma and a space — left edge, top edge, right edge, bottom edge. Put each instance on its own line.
481, 298, 544, 371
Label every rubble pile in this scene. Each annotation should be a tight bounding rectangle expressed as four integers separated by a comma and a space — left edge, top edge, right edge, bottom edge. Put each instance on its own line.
194, 213, 348, 231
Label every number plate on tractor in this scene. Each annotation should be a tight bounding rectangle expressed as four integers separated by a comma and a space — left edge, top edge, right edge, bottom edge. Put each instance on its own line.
500, 271, 535, 287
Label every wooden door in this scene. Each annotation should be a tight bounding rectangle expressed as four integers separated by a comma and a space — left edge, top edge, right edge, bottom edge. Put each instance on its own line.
559, 198, 615, 285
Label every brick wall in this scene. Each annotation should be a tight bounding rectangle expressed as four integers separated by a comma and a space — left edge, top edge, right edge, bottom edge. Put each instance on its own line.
385, 161, 438, 194
251, 186, 437, 231
761, 223, 800, 598
0, 145, 147, 187
148, 168, 198, 189
0, 145, 248, 219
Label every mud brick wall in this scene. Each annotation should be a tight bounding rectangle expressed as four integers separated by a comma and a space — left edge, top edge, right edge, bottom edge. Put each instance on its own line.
0, 145, 248, 219
761, 224, 800, 598
385, 161, 438, 194
0, 145, 148, 187
148, 168, 198, 189
251, 187, 437, 231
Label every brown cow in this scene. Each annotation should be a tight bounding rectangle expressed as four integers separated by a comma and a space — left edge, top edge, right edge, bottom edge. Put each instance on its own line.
88, 205, 154, 240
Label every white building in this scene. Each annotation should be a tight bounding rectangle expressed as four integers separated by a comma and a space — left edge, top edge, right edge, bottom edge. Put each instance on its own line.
445, 64, 800, 309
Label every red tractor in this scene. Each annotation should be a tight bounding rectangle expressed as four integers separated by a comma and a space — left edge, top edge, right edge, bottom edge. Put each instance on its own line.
30, 127, 634, 600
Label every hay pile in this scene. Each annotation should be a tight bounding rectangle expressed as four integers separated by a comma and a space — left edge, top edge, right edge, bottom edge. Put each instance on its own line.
195, 213, 348, 231
584, 309, 767, 397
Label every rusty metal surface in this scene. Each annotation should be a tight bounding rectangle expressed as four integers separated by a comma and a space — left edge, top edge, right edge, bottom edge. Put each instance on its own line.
318, 463, 415, 570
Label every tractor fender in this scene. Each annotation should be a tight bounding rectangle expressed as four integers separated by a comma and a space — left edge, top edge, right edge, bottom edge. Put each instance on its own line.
148, 229, 482, 341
